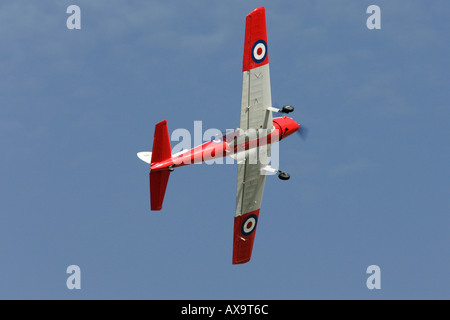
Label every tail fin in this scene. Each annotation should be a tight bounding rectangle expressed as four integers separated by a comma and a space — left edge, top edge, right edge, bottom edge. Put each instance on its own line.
150, 120, 172, 211
150, 120, 172, 163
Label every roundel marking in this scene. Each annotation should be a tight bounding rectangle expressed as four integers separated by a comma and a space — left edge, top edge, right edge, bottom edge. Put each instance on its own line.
251, 40, 267, 64
241, 214, 258, 236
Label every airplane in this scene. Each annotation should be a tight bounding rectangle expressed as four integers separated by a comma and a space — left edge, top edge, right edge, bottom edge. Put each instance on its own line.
137, 7, 306, 264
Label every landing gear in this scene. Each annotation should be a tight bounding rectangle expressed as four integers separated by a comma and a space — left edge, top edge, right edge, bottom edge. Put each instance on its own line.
267, 105, 295, 114
281, 105, 294, 114
278, 171, 290, 180
168, 165, 176, 172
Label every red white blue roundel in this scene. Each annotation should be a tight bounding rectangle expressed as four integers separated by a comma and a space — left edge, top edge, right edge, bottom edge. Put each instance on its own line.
251, 40, 267, 64
241, 214, 258, 236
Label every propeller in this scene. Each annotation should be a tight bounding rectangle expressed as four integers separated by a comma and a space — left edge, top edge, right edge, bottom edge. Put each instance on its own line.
297, 125, 308, 141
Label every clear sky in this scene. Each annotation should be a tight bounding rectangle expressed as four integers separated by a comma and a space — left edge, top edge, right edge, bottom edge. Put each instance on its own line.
0, 0, 449, 299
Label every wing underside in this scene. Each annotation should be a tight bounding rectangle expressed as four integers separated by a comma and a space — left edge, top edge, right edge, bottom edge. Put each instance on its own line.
233, 145, 271, 264
240, 64, 273, 131
233, 7, 273, 264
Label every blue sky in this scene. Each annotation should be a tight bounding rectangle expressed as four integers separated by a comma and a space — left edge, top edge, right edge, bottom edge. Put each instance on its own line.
0, 0, 449, 299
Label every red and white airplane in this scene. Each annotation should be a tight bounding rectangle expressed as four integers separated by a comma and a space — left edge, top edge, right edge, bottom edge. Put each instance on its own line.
138, 7, 305, 264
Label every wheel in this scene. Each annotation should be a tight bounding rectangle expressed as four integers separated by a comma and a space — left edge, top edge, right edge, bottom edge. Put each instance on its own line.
282, 105, 294, 113
278, 171, 290, 180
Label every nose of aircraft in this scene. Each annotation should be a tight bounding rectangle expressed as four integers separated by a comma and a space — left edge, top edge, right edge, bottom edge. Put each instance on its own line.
273, 116, 300, 139
288, 117, 300, 135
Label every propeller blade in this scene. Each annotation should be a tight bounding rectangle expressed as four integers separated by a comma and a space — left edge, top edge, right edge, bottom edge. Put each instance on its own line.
297, 126, 308, 140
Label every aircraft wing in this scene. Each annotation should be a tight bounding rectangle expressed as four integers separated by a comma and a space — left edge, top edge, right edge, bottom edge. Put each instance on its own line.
233, 144, 271, 264
233, 7, 272, 264
239, 7, 273, 131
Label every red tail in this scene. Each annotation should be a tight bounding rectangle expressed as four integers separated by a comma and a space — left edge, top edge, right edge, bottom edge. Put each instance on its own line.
150, 170, 170, 211
150, 120, 172, 211
150, 120, 172, 163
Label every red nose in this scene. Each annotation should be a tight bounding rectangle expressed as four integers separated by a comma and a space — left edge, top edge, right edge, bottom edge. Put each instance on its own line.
273, 116, 300, 140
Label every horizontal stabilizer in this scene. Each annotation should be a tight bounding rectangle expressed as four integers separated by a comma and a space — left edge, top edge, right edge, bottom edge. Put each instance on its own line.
137, 152, 152, 164
149, 120, 172, 211
151, 120, 172, 164
150, 170, 170, 211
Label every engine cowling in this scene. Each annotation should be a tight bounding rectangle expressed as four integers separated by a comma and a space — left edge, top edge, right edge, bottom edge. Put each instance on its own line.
272, 116, 300, 140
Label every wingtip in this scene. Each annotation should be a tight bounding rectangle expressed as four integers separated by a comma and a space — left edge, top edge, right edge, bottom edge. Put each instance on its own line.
247, 7, 265, 18
243, 7, 269, 72
252, 6, 265, 13
232, 258, 251, 265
